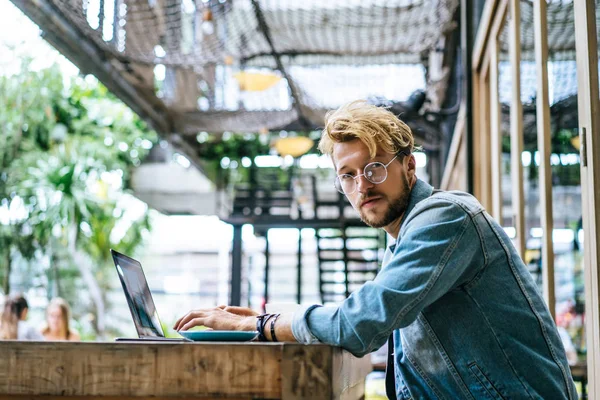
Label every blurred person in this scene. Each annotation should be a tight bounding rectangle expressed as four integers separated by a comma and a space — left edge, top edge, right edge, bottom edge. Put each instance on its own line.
0, 293, 44, 340
557, 326, 578, 366
175, 100, 577, 399
556, 301, 579, 365
41, 297, 80, 341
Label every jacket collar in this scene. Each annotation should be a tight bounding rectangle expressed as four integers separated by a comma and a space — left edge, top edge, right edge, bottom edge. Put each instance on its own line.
397, 178, 434, 237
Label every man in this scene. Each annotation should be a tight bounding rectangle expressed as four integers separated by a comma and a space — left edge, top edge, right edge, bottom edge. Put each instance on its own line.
175, 100, 577, 399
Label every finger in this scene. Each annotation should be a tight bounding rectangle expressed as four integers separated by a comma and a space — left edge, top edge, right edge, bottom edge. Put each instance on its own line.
175, 311, 204, 331
174, 313, 191, 331
173, 315, 184, 329
173, 313, 189, 331
180, 317, 205, 332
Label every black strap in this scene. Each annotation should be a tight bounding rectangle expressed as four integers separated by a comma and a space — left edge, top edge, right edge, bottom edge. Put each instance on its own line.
270, 313, 281, 342
256, 314, 272, 342
385, 334, 397, 399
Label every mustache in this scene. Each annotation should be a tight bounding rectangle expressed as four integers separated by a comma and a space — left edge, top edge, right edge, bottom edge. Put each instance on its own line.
358, 191, 382, 203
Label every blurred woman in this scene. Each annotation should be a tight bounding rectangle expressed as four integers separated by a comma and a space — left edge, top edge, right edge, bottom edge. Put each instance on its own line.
0, 293, 44, 340
41, 297, 80, 341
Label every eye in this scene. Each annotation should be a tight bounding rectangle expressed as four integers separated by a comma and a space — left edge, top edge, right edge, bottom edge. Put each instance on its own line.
339, 174, 354, 181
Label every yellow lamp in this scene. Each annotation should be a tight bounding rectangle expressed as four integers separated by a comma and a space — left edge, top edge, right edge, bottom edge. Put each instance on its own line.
234, 71, 281, 91
274, 137, 314, 158
570, 135, 581, 151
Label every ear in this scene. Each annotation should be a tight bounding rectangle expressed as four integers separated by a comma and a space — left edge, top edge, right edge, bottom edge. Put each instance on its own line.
405, 154, 417, 178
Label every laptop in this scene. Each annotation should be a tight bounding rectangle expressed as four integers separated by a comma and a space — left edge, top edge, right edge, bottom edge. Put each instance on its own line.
111, 249, 190, 342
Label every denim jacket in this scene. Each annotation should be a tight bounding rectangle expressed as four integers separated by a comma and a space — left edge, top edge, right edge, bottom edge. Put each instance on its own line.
292, 179, 577, 399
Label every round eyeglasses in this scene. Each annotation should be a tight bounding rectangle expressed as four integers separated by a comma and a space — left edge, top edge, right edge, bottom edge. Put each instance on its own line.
334, 153, 402, 195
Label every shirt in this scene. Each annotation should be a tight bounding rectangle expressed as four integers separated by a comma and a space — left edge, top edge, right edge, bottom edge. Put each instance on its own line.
18, 321, 44, 341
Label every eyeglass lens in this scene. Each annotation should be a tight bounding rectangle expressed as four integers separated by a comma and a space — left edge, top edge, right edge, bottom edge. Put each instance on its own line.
335, 162, 388, 194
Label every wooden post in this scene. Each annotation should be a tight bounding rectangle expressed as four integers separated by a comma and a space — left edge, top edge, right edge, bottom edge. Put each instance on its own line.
574, 0, 600, 396
533, 0, 556, 320
508, 0, 525, 258
489, 40, 502, 222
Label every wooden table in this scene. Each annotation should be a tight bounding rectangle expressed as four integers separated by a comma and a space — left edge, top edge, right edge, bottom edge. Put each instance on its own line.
0, 341, 371, 400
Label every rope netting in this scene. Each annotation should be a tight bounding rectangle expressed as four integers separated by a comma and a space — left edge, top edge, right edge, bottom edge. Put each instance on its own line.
499, 0, 600, 103
498, 0, 600, 138
51, 0, 456, 67
36, 0, 458, 137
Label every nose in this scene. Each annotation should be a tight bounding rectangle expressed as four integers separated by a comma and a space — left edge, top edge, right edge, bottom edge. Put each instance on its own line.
356, 174, 374, 193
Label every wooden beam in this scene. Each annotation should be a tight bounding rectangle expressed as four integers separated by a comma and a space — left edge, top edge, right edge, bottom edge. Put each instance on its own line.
574, 0, 600, 396
509, 0, 525, 258
472, 61, 480, 197
472, 0, 501, 71
489, 0, 510, 61
480, 51, 491, 81
471, 0, 508, 213
472, 69, 482, 199
473, 0, 509, 72
441, 104, 466, 190
489, 40, 502, 221
474, 68, 492, 209
482, 71, 493, 211
533, 0, 556, 320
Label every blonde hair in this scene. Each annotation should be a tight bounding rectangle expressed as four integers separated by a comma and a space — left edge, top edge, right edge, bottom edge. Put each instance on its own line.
318, 100, 416, 160
0, 294, 28, 340
42, 297, 73, 340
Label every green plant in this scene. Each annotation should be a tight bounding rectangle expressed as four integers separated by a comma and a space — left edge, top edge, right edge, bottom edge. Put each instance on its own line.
0, 59, 157, 338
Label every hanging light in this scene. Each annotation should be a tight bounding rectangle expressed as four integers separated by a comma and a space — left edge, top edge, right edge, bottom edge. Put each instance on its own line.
234, 71, 281, 91
274, 137, 314, 158
570, 135, 581, 152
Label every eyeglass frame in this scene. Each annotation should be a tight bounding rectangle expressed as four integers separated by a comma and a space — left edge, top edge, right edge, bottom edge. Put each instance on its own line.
334, 150, 411, 195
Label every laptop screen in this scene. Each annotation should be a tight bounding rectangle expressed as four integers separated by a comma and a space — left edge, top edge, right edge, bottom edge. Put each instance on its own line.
111, 250, 165, 338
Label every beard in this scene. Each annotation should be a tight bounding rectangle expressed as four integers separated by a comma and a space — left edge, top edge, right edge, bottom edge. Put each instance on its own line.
357, 174, 411, 228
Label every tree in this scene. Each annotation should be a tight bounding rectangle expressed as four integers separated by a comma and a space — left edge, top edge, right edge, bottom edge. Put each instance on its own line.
0, 59, 64, 293
0, 58, 157, 338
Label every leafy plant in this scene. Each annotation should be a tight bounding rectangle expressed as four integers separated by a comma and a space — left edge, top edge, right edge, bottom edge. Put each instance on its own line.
0, 58, 157, 338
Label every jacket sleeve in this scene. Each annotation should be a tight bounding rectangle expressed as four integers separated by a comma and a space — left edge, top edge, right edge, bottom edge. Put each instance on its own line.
292, 198, 483, 357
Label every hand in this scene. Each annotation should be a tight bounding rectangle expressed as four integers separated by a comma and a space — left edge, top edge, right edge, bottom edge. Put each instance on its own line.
218, 305, 259, 317
173, 305, 258, 332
